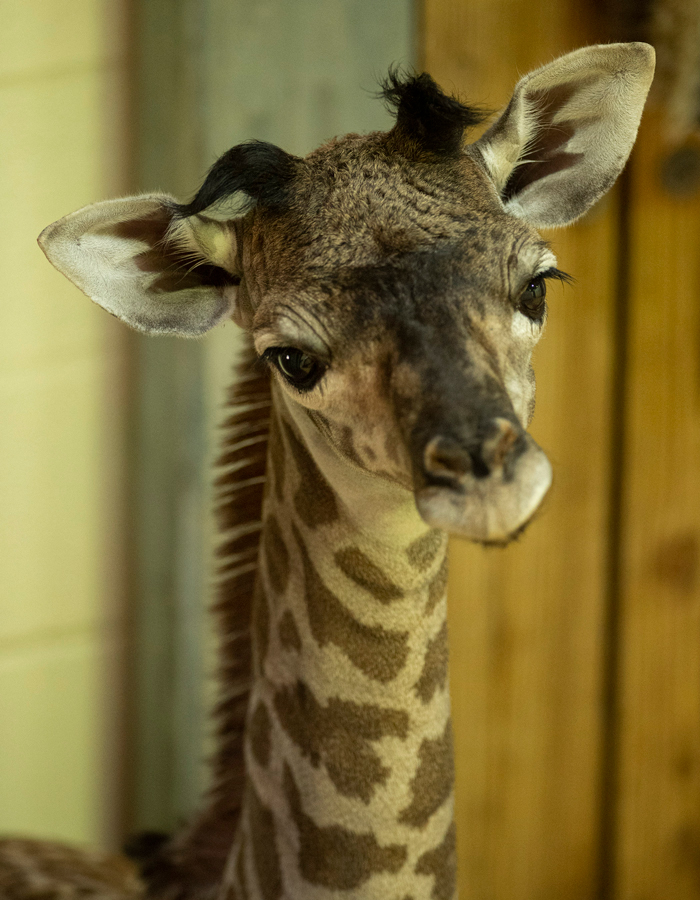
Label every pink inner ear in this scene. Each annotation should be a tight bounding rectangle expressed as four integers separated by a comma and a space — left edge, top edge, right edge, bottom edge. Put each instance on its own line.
108, 207, 236, 294
502, 77, 597, 201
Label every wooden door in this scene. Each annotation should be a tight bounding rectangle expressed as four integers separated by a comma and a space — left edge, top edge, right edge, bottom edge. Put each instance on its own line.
614, 111, 700, 900
424, 2, 700, 897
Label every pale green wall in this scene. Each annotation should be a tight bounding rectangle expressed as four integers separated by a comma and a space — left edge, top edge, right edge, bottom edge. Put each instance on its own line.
0, 0, 132, 847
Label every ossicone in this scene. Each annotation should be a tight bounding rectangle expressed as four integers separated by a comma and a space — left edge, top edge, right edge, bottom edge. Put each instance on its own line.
381, 66, 488, 156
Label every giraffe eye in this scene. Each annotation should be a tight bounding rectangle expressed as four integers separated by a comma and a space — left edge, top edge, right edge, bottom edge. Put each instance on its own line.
518, 275, 547, 320
266, 347, 323, 390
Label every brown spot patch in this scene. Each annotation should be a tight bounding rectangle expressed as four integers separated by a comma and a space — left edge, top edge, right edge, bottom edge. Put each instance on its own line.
415, 622, 449, 704
407, 530, 444, 571
384, 428, 401, 464
252, 579, 270, 675
278, 609, 302, 652
283, 763, 407, 889
293, 524, 409, 682
306, 408, 333, 439
283, 420, 338, 528
398, 721, 454, 829
306, 412, 363, 467
247, 782, 283, 900
274, 679, 408, 803
415, 822, 457, 900
338, 424, 364, 467
335, 546, 404, 603
268, 411, 286, 503
263, 514, 289, 596
249, 701, 272, 768
425, 556, 449, 615
0, 838, 142, 899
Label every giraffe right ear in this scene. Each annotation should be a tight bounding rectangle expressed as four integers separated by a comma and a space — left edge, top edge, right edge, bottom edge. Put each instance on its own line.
472, 43, 655, 228
38, 194, 241, 337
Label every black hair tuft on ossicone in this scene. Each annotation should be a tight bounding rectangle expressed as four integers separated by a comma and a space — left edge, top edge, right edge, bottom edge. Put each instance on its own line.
171, 140, 302, 218
381, 67, 488, 155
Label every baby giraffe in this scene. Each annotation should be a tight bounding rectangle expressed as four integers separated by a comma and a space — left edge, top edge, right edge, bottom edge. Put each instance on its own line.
2, 43, 653, 900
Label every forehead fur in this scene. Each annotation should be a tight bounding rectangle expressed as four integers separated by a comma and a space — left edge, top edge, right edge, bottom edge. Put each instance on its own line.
250, 147, 541, 349
250, 134, 509, 286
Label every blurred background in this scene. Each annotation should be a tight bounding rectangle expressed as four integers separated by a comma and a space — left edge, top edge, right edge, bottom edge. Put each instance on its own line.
1, 1, 699, 898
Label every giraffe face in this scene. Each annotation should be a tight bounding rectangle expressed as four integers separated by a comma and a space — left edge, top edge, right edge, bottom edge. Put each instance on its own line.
40, 49, 655, 540
249, 139, 555, 543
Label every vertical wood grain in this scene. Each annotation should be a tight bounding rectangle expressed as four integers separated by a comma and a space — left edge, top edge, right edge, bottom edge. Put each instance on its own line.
614, 112, 700, 900
423, 3, 615, 897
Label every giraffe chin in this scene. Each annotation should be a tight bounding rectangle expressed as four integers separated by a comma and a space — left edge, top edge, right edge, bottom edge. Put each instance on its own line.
415, 443, 553, 545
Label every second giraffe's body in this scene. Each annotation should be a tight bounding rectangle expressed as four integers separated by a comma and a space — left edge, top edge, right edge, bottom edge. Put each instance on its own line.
4, 41, 655, 900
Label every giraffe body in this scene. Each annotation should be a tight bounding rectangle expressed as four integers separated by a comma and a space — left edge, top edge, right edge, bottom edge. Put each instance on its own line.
2, 43, 654, 900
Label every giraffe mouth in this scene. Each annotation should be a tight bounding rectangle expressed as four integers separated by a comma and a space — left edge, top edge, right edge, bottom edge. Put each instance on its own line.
414, 435, 552, 544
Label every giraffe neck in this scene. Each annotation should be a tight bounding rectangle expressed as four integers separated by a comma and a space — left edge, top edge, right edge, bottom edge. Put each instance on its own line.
230, 385, 456, 900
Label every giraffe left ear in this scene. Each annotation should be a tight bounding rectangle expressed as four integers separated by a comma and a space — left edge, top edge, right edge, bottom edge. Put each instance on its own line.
472, 43, 655, 228
39, 194, 241, 337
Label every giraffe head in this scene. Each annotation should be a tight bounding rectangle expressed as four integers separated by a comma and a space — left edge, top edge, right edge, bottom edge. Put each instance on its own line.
39, 43, 654, 544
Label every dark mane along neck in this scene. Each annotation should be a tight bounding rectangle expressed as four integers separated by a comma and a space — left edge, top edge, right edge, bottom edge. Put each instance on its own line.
136, 334, 270, 899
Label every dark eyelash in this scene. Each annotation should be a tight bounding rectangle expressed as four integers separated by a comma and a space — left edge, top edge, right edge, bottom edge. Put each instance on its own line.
538, 267, 574, 285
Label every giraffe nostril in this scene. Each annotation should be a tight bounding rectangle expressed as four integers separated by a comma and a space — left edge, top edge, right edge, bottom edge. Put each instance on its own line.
423, 436, 472, 485
481, 417, 520, 472
423, 419, 523, 487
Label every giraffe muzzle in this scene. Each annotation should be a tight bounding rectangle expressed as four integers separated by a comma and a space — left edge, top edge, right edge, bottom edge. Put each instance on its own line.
415, 421, 552, 543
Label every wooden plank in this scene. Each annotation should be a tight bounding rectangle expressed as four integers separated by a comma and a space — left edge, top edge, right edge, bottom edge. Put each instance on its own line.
614, 111, 700, 900
423, 3, 616, 897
